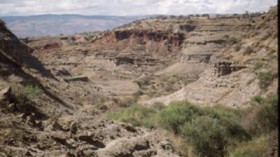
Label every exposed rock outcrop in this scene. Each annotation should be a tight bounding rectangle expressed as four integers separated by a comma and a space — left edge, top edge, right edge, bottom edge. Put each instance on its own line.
0, 16, 182, 157
1, 6, 277, 157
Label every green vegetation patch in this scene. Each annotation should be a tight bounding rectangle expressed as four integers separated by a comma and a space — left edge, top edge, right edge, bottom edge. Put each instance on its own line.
251, 94, 278, 134
108, 101, 251, 157
227, 36, 238, 45
229, 134, 271, 157
253, 61, 264, 70
108, 94, 278, 157
108, 103, 159, 128
12, 85, 43, 103
257, 71, 275, 89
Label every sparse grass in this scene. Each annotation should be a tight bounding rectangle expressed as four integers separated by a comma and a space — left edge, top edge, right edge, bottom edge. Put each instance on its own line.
229, 134, 271, 157
257, 71, 274, 89
227, 36, 238, 45
252, 95, 263, 104
253, 61, 264, 70
242, 94, 278, 135
254, 94, 278, 133
13, 85, 43, 102
107, 103, 158, 128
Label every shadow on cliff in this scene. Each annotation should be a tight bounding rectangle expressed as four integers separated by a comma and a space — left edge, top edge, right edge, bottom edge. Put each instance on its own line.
0, 22, 57, 80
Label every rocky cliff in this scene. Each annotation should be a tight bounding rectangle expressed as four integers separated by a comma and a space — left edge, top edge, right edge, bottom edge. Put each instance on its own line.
1, 6, 277, 157
25, 7, 278, 108
142, 7, 278, 107
0, 18, 180, 157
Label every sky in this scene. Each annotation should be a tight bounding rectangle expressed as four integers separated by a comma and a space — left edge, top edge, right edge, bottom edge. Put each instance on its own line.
0, 0, 277, 16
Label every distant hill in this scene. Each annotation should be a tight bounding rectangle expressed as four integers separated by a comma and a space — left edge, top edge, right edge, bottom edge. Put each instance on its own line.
1, 14, 148, 37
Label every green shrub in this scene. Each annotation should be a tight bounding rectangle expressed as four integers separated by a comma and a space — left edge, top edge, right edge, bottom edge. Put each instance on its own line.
252, 95, 264, 104
158, 101, 203, 133
13, 85, 43, 102
181, 116, 228, 157
107, 103, 157, 128
203, 105, 241, 120
257, 71, 274, 89
109, 101, 253, 157
255, 94, 278, 133
179, 110, 250, 157
242, 94, 278, 135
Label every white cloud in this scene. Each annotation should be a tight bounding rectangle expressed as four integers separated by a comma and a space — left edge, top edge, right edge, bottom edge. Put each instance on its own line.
0, 0, 277, 16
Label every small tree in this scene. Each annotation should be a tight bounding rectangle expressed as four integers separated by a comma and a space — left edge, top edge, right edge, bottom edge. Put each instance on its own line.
180, 116, 250, 157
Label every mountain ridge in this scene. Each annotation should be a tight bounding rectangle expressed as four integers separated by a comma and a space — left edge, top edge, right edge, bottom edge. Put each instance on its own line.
1, 14, 152, 37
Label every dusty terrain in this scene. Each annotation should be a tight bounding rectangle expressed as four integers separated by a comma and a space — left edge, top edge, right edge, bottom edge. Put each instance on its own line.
0, 6, 278, 157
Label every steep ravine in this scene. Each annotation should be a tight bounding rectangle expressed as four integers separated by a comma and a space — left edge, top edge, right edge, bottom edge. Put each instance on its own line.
0, 20, 180, 156
0, 6, 277, 157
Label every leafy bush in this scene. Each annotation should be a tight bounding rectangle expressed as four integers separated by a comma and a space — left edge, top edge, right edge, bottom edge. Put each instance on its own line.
181, 116, 228, 157
181, 116, 250, 157
158, 101, 250, 157
173, 104, 250, 157
257, 71, 274, 89
158, 101, 203, 133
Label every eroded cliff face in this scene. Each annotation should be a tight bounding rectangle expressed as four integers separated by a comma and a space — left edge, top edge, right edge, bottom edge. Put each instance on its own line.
142, 7, 278, 107
26, 7, 277, 108
0, 19, 181, 157
91, 29, 186, 60
114, 30, 185, 47
1, 7, 275, 157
